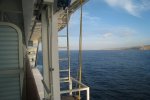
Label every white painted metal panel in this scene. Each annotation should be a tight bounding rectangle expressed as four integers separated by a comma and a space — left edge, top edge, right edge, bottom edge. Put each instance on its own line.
22, 0, 35, 44
0, 75, 20, 100
0, 26, 19, 70
0, 23, 23, 100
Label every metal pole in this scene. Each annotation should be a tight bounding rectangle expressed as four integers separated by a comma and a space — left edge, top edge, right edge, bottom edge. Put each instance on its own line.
41, 9, 51, 99
48, 6, 61, 100
78, 0, 83, 99
87, 88, 90, 100
1, 12, 4, 21
66, 8, 72, 95
47, 6, 53, 100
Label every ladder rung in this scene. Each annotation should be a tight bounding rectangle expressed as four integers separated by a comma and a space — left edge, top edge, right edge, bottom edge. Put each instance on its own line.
59, 47, 67, 49
59, 24, 67, 26
58, 17, 67, 19
58, 35, 67, 37
60, 80, 69, 83
60, 13, 67, 16
60, 77, 69, 83
58, 23, 67, 25
60, 69, 69, 72
58, 22, 67, 24
59, 58, 68, 61
60, 77, 69, 80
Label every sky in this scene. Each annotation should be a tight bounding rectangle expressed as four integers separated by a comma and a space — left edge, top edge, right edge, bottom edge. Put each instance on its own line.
58, 0, 150, 50
39, 0, 150, 50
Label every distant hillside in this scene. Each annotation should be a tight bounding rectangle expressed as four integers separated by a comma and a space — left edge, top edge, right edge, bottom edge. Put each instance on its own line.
140, 45, 150, 50
122, 47, 140, 50
116, 45, 150, 50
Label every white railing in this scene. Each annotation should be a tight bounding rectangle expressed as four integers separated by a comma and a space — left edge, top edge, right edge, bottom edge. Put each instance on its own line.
60, 77, 90, 100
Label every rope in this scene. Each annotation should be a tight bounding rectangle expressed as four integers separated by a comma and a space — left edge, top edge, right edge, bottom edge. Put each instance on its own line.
78, 0, 83, 99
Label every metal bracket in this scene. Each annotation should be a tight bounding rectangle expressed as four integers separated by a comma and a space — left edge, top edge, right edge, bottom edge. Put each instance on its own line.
49, 67, 54, 71
42, 80, 51, 94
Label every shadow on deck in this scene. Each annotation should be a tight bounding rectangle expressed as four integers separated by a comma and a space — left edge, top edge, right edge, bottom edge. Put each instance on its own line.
22, 59, 41, 100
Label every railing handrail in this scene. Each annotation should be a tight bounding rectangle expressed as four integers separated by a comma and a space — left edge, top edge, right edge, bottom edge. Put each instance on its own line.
60, 77, 90, 100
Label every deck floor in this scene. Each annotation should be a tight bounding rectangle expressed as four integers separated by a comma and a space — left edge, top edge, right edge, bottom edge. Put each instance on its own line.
32, 67, 44, 100
61, 96, 78, 100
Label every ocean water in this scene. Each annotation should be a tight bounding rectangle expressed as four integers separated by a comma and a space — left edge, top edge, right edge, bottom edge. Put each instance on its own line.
37, 50, 150, 100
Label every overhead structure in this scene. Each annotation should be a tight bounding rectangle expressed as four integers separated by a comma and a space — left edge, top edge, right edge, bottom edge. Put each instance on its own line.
0, 0, 89, 100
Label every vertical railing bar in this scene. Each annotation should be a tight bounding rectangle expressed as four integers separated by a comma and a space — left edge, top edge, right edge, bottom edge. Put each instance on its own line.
87, 87, 90, 100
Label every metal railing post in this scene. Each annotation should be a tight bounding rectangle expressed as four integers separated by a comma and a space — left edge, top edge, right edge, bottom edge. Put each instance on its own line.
69, 78, 73, 95
87, 87, 90, 100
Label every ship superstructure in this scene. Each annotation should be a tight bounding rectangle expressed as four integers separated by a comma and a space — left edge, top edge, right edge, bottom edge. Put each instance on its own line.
0, 0, 89, 100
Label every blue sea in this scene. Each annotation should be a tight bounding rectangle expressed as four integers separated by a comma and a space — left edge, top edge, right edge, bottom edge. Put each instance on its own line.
37, 50, 150, 100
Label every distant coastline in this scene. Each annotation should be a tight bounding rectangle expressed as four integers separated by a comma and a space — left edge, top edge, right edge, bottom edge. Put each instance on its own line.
140, 45, 150, 50
115, 45, 150, 50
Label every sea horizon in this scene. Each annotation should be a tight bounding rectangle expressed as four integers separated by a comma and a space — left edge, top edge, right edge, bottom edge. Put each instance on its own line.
37, 50, 150, 100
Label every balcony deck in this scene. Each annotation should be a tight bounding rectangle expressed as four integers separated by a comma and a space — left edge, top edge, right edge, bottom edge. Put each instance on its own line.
62, 96, 76, 100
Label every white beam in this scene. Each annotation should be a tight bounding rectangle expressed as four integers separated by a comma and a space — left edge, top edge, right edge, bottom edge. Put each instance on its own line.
48, 6, 61, 100
41, 10, 51, 99
22, 0, 35, 45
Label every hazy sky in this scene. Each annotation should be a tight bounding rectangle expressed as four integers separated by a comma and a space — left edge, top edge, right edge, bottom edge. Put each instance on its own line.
57, 0, 150, 50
